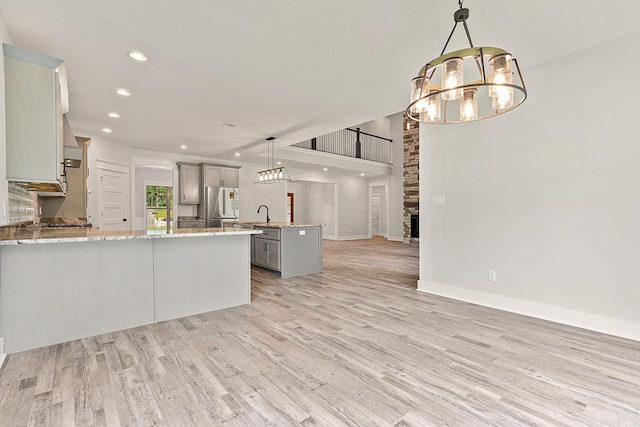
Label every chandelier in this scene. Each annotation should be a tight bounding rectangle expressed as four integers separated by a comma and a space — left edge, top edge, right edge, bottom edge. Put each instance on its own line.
406, 0, 526, 124
253, 136, 292, 184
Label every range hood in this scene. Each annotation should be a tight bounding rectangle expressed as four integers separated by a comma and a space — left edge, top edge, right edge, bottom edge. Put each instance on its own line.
64, 145, 82, 168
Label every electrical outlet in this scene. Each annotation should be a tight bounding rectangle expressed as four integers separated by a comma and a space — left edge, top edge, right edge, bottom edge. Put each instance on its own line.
488, 270, 497, 282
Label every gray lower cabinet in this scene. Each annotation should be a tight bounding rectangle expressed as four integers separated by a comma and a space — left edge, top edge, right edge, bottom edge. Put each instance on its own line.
253, 237, 280, 270
252, 225, 322, 278
252, 227, 280, 271
177, 220, 205, 229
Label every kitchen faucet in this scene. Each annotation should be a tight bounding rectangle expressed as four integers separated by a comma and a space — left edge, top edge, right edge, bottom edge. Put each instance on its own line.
257, 205, 270, 223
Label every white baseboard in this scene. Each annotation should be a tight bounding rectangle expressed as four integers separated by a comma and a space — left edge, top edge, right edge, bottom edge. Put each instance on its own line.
417, 280, 640, 342
322, 235, 338, 241
0, 337, 5, 370
337, 235, 370, 241
387, 235, 404, 242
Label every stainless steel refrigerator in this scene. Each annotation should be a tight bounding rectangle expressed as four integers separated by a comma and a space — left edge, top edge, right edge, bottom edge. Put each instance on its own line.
200, 186, 239, 227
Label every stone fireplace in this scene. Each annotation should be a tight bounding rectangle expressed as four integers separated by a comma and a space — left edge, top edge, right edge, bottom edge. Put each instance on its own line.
403, 115, 419, 244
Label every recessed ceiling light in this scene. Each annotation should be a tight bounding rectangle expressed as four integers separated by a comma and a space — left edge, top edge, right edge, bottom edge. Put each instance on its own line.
276, 161, 282, 165
128, 51, 148, 62
180, 145, 187, 149
221, 122, 237, 128
234, 152, 240, 157
115, 89, 130, 96
323, 168, 328, 171
102, 128, 112, 133
108, 112, 120, 118
360, 173, 365, 176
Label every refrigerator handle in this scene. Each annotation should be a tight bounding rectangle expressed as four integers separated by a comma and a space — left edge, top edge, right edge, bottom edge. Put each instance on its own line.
222, 189, 226, 215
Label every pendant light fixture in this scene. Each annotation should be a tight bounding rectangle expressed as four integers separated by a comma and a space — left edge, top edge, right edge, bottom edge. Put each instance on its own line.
253, 136, 292, 184
407, 0, 526, 124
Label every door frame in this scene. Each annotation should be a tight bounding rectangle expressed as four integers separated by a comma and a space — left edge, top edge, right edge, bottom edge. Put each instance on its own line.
144, 179, 174, 232
287, 192, 294, 223
368, 180, 389, 238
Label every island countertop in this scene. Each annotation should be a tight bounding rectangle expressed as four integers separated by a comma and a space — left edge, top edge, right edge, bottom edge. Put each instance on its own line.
237, 222, 325, 228
0, 226, 262, 245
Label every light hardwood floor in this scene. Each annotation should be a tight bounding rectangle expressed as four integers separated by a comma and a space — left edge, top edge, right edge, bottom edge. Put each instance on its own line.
1, 238, 639, 426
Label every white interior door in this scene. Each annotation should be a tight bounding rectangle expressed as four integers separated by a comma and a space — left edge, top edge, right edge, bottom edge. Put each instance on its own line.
371, 193, 380, 236
99, 169, 127, 231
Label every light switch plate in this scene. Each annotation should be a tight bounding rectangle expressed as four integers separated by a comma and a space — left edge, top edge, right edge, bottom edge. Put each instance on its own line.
299, 230, 306, 236
432, 195, 446, 205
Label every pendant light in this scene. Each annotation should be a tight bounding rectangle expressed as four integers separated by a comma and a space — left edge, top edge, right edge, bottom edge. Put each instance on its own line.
253, 137, 292, 184
407, 0, 527, 124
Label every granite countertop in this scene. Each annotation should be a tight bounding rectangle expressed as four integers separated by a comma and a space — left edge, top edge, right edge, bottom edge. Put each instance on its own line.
237, 222, 324, 228
0, 226, 262, 246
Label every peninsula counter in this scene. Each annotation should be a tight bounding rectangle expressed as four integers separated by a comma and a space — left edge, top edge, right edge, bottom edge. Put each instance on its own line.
0, 227, 262, 353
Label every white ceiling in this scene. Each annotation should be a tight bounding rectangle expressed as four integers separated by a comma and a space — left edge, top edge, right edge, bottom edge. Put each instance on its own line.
1, 0, 639, 163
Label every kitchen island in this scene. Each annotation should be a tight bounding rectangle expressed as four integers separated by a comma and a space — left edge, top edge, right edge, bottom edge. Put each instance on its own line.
0, 226, 262, 353
244, 223, 323, 279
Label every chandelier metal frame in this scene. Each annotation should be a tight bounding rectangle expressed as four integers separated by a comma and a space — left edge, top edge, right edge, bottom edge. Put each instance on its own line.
253, 137, 292, 184
406, 0, 527, 124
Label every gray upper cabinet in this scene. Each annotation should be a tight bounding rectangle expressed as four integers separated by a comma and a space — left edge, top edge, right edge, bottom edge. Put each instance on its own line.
4, 44, 66, 193
177, 162, 200, 204
200, 163, 240, 188
222, 167, 239, 188
202, 164, 222, 188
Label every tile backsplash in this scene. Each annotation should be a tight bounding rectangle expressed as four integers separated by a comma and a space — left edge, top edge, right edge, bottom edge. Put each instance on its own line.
8, 182, 37, 223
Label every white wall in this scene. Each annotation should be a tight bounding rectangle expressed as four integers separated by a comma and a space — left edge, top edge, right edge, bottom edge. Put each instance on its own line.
0, 12, 13, 358
238, 163, 287, 223
287, 180, 336, 238
418, 32, 640, 341
0, 11, 13, 226
357, 116, 391, 139
338, 175, 369, 239
388, 112, 405, 241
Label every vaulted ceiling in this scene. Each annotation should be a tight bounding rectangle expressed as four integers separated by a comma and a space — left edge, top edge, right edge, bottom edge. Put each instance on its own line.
1, 1, 639, 163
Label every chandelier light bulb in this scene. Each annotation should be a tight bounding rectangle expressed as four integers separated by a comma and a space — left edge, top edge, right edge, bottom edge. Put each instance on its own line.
442, 57, 464, 101
414, 99, 428, 114
425, 91, 442, 122
489, 54, 515, 109
460, 88, 478, 121
410, 77, 429, 113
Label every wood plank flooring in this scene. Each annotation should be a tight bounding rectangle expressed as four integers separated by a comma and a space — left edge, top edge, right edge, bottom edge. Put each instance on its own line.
1, 238, 639, 426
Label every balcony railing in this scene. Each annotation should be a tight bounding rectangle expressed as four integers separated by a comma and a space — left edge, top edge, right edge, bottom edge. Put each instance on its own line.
292, 128, 392, 164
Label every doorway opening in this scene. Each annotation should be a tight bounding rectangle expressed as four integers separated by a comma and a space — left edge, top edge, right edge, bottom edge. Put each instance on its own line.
369, 182, 389, 238
287, 192, 294, 223
146, 186, 173, 232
